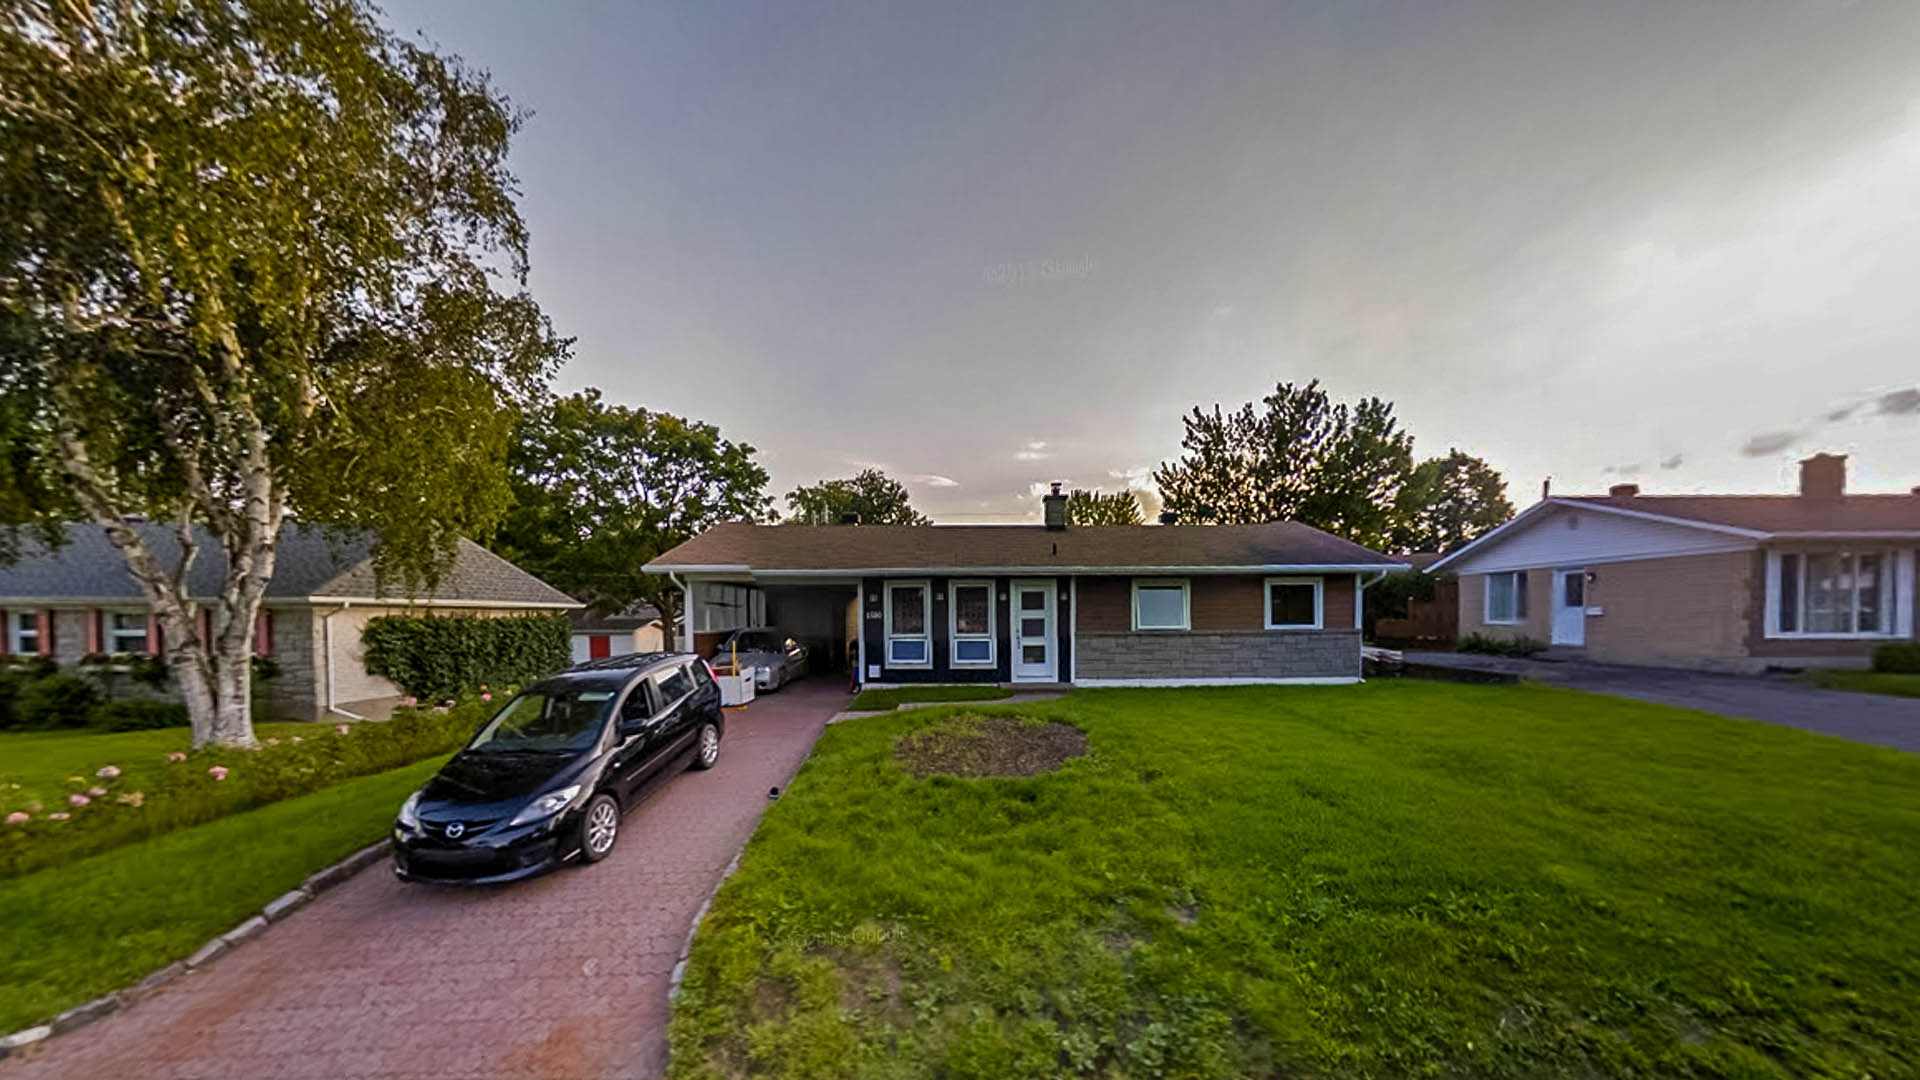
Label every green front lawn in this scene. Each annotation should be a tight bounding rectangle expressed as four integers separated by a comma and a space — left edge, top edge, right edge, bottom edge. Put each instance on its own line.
1, 720, 317, 811
670, 683, 1920, 1079
1803, 669, 1920, 699
0, 754, 445, 1033
847, 685, 1013, 711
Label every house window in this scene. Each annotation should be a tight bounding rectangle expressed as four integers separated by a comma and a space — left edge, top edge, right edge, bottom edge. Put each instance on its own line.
107, 611, 149, 654
10, 610, 41, 655
1132, 579, 1190, 631
949, 580, 995, 667
1265, 577, 1324, 629
696, 583, 763, 632
1484, 571, 1528, 625
885, 580, 931, 667
1772, 550, 1898, 637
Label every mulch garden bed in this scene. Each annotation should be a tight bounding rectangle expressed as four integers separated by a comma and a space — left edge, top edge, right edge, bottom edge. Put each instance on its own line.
893, 714, 1086, 778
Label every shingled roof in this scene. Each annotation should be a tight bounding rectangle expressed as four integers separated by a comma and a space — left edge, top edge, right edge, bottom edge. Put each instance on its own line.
1555, 494, 1920, 535
645, 522, 1403, 575
0, 523, 578, 606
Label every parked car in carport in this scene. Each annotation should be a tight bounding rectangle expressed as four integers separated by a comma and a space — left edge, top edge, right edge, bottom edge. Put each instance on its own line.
392, 652, 724, 885
709, 628, 809, 691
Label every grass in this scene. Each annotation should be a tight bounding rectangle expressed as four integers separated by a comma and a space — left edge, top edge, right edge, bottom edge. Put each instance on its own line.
0, 720, 316, 810
0, 753, 445, 1033
669, 682, 1920, 1080
847, 685, 1013, 711
1802, 669, 1920, 699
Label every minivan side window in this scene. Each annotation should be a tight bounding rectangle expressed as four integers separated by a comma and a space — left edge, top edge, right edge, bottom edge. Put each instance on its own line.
652, 663, 696, 704
621, 682, 657, 722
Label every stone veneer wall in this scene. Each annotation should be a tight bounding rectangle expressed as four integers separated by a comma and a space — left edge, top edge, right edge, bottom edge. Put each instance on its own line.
1075, 628, 1361, 681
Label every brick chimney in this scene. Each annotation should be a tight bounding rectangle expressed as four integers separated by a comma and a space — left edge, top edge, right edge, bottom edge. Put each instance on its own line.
1799, 453, 1847, 499
1608, 483, 1639, 498
1042, 482, 1068, 530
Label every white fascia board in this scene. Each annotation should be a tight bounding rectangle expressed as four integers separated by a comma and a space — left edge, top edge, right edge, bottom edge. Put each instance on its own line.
1766, 531, 1920, 540
1425, 501, 1560, 574
305, 596, 582, 610
1428, 499, 1770, 575
648, 563, 1409, 578
1457, 538, 1759, 576
1546, 500, 1771, 538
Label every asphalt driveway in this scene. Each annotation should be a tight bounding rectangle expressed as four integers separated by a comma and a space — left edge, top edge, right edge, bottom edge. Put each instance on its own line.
1, 679, 848, 1080
1413, 653, 1920, 752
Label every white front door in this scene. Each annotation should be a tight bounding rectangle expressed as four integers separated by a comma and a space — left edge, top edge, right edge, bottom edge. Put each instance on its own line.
1552, 568, 1587, 646
1010, 580, 1057, 682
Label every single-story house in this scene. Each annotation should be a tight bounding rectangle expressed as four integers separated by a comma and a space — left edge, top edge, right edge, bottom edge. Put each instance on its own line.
1428, 453, 1919, 672
644, 488, 1405, 686
0, 522, 580, 718
570, 603, 665, 663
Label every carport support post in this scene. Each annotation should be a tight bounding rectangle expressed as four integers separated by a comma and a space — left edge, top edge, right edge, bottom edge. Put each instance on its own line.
678, 574, 696, 652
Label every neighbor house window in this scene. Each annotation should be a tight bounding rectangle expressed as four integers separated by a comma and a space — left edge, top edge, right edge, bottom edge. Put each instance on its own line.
949, 580, 995, 667
107, 611, 149, 654
1772, 549, 1899, 637
10, 610, 41, 656
885, 580, 931, 667
1265, 577, 1324, 629
1484, 571, 1528, 625
1132, 579, 1190, 631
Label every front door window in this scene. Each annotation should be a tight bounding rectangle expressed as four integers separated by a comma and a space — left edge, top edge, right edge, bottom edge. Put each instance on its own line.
1551, 569, 1586, 646
1011, 581, 1056, 682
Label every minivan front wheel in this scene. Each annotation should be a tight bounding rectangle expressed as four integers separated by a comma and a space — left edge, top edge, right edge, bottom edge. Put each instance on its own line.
579, 794, 619, 862
690, 722, 721, 771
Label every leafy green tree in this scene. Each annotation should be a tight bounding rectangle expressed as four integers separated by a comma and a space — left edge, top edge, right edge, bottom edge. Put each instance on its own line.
0, 0, 565, 746
1390, 450, 1514, 553
785, 469, 931, 525
1153, 381, 1414, 548
494, 390, 773, 637
1066, 488, 1144, 525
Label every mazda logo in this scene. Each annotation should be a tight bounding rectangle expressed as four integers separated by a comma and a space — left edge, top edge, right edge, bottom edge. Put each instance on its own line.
443, 822, 465, 839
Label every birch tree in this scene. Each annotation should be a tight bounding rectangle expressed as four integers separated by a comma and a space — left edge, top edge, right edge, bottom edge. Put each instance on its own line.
0, 0, 566, 746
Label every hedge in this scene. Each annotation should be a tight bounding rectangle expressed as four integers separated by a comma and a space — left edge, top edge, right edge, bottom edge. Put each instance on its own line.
1874, 642, 1920, 674
361, 612, 571, 702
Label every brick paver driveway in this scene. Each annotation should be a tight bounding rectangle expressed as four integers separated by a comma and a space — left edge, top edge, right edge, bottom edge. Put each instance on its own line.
3, 679, 848, 1080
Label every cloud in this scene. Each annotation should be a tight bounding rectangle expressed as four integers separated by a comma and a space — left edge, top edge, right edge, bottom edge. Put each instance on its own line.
1826, 404, 1862, 422
1601, 463, 1644, 475
1659, 454, 1684, 470
1876, 387, 1920, 416
1014, 440, 1051, 461
1741, 430, 1801, 457
909, 474, 959, 488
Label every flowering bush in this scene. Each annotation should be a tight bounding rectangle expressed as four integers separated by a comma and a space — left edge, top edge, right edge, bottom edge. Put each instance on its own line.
0, 694, 501, 877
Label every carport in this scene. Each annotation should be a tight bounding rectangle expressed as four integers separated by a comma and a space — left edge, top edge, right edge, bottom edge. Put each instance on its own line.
761, 582, 859, 677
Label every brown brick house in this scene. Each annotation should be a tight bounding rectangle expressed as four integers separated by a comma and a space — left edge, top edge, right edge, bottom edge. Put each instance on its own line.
645, 489, 1405, 687
1429, 454, 1919, 672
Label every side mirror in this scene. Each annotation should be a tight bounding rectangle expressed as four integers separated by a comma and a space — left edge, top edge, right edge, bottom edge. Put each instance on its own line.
618, 715, 650, 737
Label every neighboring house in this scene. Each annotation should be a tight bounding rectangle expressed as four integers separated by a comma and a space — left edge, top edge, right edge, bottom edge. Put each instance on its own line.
1428, 454, 1919, 672
644, 488, 1405, 687
0, 523, 580, 719
570, 603, 665, 662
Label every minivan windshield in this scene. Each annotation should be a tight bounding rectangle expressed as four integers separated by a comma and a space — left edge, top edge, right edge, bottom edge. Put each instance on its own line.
467, 685, 617, 754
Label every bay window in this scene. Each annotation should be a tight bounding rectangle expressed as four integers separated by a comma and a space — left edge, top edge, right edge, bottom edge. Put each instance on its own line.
949, 580, 995, 667
885, 580, 931, 667
1771, 549, 1902, 637
1484, 571, 1528, 625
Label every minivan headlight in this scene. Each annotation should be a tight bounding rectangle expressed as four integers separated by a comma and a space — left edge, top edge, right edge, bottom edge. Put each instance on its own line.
397, 791, 422, 829
509, 784, 583, 826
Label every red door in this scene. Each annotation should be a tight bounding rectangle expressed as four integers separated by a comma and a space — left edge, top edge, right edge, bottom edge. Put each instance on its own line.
589, 634, 611, 659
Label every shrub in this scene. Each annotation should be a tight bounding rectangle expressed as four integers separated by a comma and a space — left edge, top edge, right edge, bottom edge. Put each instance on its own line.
1872, 642, 1920, 674
14, 674, 103, 730
362, 613, 570, 702
88, 701, 191, 732
1458, 633, 1545, 658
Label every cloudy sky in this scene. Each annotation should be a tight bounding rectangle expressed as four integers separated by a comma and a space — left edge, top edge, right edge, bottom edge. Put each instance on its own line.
386, 0, 1920, 520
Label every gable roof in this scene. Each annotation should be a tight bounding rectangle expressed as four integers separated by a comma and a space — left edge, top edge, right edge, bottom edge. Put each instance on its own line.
1428, 491, 1920, 574
570, 603, 663, 632
645, 522, 1404, 576
0, 523, 579, 607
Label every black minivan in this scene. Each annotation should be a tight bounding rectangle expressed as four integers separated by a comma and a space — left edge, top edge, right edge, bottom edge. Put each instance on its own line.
393, 653, 725, 885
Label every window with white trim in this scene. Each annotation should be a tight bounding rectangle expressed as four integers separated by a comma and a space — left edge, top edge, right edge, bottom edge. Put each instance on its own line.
107, 610, 149, 654
9, 610, 40, 655
948, 580, 995, 667
885, 580, 931, 666
1484, 571, 1527, 625
1265, 577, 1324, 629
695, 583, 764, 632
1132, 579, 1190, 631
1771, 549, 1899, 637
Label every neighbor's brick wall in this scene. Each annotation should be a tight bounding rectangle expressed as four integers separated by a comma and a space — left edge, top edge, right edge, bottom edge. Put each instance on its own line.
1583, 551, 1753, 669
1456, 569, 1552, 644
1076, 629, 1361, 680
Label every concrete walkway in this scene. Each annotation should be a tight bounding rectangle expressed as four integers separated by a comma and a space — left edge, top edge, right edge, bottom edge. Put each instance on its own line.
1412, 652, 1920, 753
1, 680, 851, 1080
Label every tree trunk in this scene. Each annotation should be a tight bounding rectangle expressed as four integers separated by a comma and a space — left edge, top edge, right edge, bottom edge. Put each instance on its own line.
208, 648, 256, 747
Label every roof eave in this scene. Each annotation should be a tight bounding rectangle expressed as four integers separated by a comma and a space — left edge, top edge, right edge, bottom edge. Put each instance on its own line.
648, 562, 1409, 577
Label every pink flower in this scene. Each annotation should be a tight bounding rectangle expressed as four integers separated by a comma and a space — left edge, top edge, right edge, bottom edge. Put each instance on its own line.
481, 693, 492, 702
208, 765, 229, 781
399, 696, 418, 708
68, 793, 91, 807
166, 752, 187, 763
442, 699, 455, 708
479, 684, 489, 692
4, 812, 27, 825
47, 812, 70, 821
117, 791, 145, 808
87, 786, 108, 797
335, 724, 351, 736
96, 765, 122, 779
